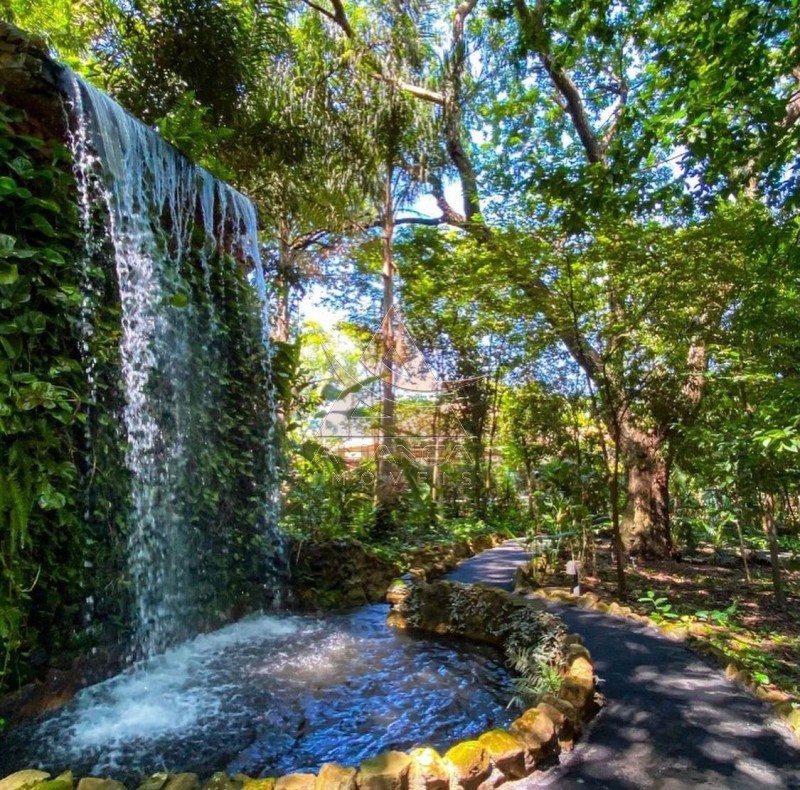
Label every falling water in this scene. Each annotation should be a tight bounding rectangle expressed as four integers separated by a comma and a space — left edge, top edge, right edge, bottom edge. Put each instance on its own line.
61, 71, 284, 659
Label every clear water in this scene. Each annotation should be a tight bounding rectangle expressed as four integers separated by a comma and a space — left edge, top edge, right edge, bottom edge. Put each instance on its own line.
60, 70, 285, 658
0, 606, 515, 783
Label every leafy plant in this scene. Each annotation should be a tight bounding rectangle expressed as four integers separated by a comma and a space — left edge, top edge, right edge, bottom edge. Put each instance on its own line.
694, 602, 739, 628
637, 590, 680, 621
506, 644, 563, 708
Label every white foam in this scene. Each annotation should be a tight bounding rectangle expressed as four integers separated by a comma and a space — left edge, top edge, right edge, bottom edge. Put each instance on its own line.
59, 614, 307, 754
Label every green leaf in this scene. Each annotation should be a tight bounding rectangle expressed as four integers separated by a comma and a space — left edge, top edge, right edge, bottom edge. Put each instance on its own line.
39, 248, 66, 266
0, 335, 22, 359
0, 261, 19, 285
28, 213, 57, 237
8, 156, 34, 179
38, 485, 66, 511
0, 233, 16, 257
0, 176, 17, 195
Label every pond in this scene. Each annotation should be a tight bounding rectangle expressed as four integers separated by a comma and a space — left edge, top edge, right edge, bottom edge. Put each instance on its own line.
0, 605, 515, 784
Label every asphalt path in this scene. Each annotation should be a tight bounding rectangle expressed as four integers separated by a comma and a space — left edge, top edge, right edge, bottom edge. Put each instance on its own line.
445, 540, 800, 789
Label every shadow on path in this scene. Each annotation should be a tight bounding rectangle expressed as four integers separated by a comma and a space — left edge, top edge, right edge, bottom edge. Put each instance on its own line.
445, 540, 800, 789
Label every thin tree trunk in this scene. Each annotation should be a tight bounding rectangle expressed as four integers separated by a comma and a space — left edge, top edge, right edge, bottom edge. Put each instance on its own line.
375, 170, 397, 532
735, 514, 752, 585
587, 378, 626, 598
761, 491, 786, 608
273, 228, 292, 345
610, 438, 627, 599
484, 364, 502, 499
430, 381, 441, 523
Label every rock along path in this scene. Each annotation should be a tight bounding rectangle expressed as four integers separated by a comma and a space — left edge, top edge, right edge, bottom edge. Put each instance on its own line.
445, 540, 800, 789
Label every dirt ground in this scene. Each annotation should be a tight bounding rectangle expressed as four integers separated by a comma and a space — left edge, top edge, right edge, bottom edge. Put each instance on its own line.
554, 542, 800, 699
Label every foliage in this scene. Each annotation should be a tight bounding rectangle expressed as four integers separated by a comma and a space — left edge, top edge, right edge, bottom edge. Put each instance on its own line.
0, 101, 283, 690
507, 643, 563, 709
0, 105, 93, 685
3, 0, 800, 691
637, 590, 680, 622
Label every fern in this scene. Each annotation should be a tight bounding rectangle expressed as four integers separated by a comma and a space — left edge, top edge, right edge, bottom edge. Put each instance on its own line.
506, 643, 563, 709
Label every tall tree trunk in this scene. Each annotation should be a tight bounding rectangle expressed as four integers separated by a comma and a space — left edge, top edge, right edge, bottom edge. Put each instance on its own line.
484, 365, 502, 500
620, 432, 673, 558
375, 171, 397, 533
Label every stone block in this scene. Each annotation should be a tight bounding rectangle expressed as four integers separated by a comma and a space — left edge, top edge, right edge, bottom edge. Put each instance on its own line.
566, 656, 594, 687
136, 776, 169, 790
559, 679, 593, 710
659, 623, 689, 642
566, 644, 591, 662
274, 776, 314, 790
539, 693, 581, 729
202, 774, 241, 790
164, 776, 199, 790
510, 707, 556, 759
77, 780, 127, 790
477, 729, 528, 779
314, 764, 355, 790
36, 774, 73, 790
241, 782, 274, 790
576, 593, 599, 608
443, 741, 491, 789
358, 751, 411, 790
407, 748, 448, 789
0, 771, 51, 790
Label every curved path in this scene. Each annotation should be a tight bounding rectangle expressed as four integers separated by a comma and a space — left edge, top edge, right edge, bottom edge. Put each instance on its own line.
445, 540, 800, 789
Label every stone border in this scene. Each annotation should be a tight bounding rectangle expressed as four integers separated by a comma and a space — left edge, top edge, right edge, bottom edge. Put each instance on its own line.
525, 583, 800, 744
289, 533, 507, 611
0, 580, 598, 790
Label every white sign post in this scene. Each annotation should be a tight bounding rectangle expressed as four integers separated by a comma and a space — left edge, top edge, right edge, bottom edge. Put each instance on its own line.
566, 559, 581, 596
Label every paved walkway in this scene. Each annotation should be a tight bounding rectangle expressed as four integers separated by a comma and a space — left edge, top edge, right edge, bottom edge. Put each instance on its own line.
445, 540, 800, 789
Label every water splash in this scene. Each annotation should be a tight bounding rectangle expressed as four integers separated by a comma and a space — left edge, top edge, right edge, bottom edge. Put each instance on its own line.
0, 607, 514, 783
61, 70, 284, 659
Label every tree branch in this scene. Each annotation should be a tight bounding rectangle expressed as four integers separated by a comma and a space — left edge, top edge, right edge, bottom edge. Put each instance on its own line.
302, 1, 445, 105
512, 0, 605, 164
600, 73, 629, 154
328, 0, 354, 38
444, 0, 483, 222
300, 0, 337, 26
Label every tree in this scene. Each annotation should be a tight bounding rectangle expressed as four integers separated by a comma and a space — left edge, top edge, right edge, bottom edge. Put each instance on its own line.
299, 0, 800, 556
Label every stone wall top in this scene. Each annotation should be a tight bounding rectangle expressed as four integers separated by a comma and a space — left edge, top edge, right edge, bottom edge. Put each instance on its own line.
0, 23, 65, 138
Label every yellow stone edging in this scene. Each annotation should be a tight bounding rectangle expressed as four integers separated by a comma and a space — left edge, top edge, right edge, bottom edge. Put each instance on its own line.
527, 584, 800, 744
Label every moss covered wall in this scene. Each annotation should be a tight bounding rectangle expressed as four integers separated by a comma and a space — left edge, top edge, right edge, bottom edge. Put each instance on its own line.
0, 24, 281, 692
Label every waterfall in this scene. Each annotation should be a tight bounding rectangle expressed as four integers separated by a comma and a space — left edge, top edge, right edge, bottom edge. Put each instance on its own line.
60, 71, 284, 659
